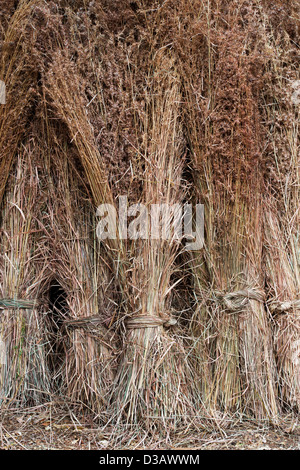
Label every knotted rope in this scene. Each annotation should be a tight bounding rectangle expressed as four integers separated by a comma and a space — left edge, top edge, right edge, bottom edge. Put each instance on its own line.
0, 298, 38, 310
63, 315, 103, 329
64, 313, 177, 331
268, 300, 300, 315
215, 288, 265, 312
63, 316, 109, 341
126, 314, 177, 329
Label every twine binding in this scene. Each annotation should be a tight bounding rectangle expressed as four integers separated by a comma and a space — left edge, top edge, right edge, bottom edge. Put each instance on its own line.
126, 315, 177, 329
215, 288, 265, 312
268, 300, 300, 315
64, 314, 177, 331
0, 298, 38, 310
63, 315, 103, 329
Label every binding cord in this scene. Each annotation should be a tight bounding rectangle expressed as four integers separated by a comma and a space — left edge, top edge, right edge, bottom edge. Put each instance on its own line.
126, 314, 177, 329
215, 288, 265, 313
268, 299, 300, 315
0, 298, 38, 310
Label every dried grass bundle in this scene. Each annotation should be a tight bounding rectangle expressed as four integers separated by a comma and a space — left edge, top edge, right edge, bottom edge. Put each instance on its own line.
180, 0, 278, 420
0, 152, 51, 407
258, 3, 300, 411
111, 52, 197, 427
1, 0, 298, 429
0, 0, 39, 207
39, 5, 198, 425
39, 134, 118, 417
264, 203, 300, 411
43, 47, 130, 325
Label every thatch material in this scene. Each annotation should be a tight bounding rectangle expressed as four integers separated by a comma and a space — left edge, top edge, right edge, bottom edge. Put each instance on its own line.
44, 146, 117, 416
180, 0, 279, 421
38, 4, 199, 426
258, 3, 300, 412
0, 152, 51, 407
111, 52, 197, 427
0, 0, 39, 207
0, 0, 299, 432
43, 45, 129, 325
264, 204, 300, 411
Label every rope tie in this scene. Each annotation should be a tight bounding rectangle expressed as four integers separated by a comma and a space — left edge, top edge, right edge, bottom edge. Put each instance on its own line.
268, 300, 300, 315
63, 315, 103, 329
215, 288, 265, 312
0, 298, 38, 310
65, 314, 177, 330
126, 315, 177, 329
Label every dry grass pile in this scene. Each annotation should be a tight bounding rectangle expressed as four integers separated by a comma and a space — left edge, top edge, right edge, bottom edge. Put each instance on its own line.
0, 151, 52, 407
44, 137, 117, 418
179, 0, 279, 421
257, 1, 300, 412
0, 0, 299, 435
111, 50, 197, 427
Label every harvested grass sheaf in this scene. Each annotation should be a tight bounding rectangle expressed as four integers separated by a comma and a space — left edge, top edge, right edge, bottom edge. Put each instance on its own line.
45, 141, 117, 418
258, 4, 300, 412
111, 52, 197, 427
0, 152, 51, 407
264, 203, 300, 412
0, 0, 299, 437
180, 0, 279, 421
0, 0, 39, 207
43, 39, 129, 319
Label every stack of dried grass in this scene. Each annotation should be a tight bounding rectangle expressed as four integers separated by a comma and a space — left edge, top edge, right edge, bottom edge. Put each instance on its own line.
23, 3, 135, 418
258, 2, 300, 412
0, 0, 39, 207
180, 0, 279, 421
0, 1, 54, 409
42, 36, 129, 318
0, 151, 51, 407
43, 137, 117, 417
111, 51, 197, 427
0, 0, 299, 431
34, 1, 198, 426
31, 0, 189, 422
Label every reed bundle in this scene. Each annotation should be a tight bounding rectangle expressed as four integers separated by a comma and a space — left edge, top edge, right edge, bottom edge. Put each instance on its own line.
43, 146, 117, 416
0, 151, 51, 407
0, 0, 39, 207
111, 51, 197, 427
43, 45, 131, 328
258, 3, 300, 412
180, 0, 278, 420
264, 202, 300, 412
40, 5, 197, 425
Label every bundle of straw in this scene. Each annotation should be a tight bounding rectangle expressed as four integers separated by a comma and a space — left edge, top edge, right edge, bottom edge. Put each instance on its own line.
111, 52, 196, 426
258, 4, 300, 411
31, 5, 136, 415
264, 203, 300, 411
39, 6, 196, 425
38, 130, 118, 416
180, 0, 278, 421
0, 152, 51, 407
0, 0, 39, 207
44, 48, 128, 322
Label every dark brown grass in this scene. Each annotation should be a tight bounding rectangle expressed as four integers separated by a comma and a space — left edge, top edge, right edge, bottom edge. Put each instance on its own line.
0, 0, 299, 432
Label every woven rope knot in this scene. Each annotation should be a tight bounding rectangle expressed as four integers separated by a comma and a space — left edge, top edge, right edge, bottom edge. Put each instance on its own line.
126, 314, 177, 329
63, 315, 103, 330
0, 298, 38, 310
216, 288, 265, 312
268, 300, 300, 315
